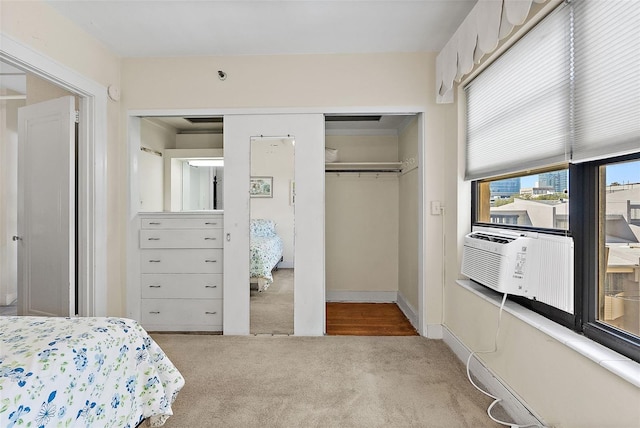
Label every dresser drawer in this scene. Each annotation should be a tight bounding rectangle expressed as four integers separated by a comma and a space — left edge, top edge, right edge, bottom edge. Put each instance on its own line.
141, 274, 222, 299
141, 299, 222, 330
140, 229, 223, 249
140, 249, 223, 273
141, 217, 223, 229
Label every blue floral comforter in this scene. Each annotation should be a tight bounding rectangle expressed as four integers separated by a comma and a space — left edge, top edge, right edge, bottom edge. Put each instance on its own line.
0, 316, 184, 427
250, 219, 284, 289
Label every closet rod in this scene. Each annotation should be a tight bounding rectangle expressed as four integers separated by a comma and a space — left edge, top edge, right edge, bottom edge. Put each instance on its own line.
325, 169, 400, 173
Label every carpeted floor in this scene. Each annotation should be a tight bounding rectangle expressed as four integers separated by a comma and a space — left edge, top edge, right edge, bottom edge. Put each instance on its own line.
251, 268, 294, 335
152, 334, 504, 427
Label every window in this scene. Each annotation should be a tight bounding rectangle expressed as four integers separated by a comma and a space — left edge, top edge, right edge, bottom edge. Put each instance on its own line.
598, 158, 640, 340
465, 0, 640, 362
476, 168, 569, 231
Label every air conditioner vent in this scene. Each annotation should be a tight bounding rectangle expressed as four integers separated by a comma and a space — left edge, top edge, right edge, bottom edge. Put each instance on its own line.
468, 232, 515, 244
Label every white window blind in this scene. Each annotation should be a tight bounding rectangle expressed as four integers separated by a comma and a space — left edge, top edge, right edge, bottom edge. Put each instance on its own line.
572, 0, 640, 162
465, 4, 571, 181
465, 0, 640, 180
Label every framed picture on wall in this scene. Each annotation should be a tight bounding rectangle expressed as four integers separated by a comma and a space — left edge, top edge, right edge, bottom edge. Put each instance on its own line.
250, 176, 273, 198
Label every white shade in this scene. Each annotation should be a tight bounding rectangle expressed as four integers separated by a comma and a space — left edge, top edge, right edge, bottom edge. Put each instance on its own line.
465, 4, 570, 180
572, 0, 640, 163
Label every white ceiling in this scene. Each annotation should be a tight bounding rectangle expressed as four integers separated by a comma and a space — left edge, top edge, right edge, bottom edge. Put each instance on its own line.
45, 0, 476, 57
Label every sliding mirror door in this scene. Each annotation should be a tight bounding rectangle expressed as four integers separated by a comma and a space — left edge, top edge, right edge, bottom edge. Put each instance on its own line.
250, 136, 295, 334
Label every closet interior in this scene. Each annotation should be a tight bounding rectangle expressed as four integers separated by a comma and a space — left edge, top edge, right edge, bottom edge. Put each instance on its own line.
324, 114, 420, 334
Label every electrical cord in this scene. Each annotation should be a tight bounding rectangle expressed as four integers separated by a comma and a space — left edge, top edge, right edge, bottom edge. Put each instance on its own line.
465, 293, 546, 428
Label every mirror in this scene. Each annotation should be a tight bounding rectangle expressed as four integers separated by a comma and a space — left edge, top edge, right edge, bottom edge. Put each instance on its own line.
181, 158, 224, 211
250, 136, 295, 335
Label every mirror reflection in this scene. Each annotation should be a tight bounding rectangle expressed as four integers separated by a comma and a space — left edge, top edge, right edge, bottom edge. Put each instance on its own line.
181, 159, 224, 211
137, 116, 223, 212
250, 136, 295, 335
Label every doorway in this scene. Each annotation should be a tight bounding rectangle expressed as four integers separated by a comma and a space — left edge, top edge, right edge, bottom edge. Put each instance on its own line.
324, 114, 420, 335
1, 61, 79, 317
0, 38, 108, 317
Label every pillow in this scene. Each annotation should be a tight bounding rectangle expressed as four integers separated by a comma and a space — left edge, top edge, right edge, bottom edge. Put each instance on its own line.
325, 147, 338, 163
250, 219, 276, 237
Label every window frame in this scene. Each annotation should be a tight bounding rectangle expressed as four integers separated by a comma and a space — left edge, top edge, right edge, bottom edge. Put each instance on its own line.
470, 156, 640, 363
579, 153, 640, 362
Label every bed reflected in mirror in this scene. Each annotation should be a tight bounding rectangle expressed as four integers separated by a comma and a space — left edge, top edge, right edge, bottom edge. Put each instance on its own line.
250, 136, 295, 335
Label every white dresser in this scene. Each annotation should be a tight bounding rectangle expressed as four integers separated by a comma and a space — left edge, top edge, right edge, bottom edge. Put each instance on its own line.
139, 212, 223, 332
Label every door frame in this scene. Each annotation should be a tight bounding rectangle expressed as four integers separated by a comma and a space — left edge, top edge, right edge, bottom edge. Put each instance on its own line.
1, 34, 108, 316
127, 107, 427, 336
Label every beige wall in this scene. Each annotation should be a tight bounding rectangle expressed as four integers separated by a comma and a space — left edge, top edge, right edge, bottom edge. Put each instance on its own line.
398, 118, 419, 311
325, 134, 400, 295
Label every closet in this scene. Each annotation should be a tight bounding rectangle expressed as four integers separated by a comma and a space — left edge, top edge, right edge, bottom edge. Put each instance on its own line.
325, 114, 420, 329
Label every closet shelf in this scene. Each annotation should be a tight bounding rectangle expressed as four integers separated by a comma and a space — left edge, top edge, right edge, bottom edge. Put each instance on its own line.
325, 162, 402, 173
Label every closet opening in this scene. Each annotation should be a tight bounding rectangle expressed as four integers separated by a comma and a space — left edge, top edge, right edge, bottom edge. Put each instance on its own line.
324, 113, 420, 336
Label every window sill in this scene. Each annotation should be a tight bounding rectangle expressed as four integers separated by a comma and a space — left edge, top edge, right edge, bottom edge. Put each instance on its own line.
456, 279, 640, 388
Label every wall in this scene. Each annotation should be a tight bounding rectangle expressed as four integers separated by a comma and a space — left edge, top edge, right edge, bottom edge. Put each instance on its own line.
2, 0, 122, 314
325, 134, 400, 297
398, 117, 419, 312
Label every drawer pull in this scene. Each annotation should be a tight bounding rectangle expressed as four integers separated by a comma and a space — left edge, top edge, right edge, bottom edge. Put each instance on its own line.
204, 222, 218, 225
149, 311, 160, 314
147, 237, 160, 241
149, 285, 161, 288
205, 311, 217, 315
205, 285, 218, 288
204, 237, 217, 240
149, 259, 161, 263
149, 222, 161, 225
205, 259, 217, 263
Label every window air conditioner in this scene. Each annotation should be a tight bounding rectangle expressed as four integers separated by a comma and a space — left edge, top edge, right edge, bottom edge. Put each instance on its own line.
461, 226, 574, 313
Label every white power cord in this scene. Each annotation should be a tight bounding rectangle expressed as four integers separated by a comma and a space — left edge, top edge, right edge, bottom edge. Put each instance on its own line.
465, 293, 546, 428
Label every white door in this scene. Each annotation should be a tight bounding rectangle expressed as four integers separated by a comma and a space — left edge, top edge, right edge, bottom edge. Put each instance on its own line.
17, 96, 75, 316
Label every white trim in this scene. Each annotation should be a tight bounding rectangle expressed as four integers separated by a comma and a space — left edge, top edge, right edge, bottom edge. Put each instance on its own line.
396, 291, 418, 329
0, 33, 108, 316
417, 113, 426, 336
442, 325, 546, 427
425, 324, 443, 339
325, 291, 397, 303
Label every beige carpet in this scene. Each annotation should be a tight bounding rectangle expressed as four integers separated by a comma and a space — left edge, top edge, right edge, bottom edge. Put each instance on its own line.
251, 268, 294, 335
152, 334, 504, 427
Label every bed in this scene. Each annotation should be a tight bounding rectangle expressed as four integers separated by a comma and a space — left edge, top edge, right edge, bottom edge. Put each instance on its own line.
0, 316, 184, 428
250, 219, 284, 292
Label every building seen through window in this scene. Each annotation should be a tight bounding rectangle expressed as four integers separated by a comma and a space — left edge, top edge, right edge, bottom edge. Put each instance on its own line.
599, 159, 640, 338
478, 169, 570, 231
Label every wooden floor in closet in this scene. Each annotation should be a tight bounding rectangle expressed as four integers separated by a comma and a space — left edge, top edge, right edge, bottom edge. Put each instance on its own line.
325, 302, 418, 336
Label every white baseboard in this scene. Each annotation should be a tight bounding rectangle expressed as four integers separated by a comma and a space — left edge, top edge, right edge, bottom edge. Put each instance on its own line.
442, 326, 546, 427
326, 291, 397, 303
396, 292, 418, 329
2, 293, 17, 306
425, 324, 443, 339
